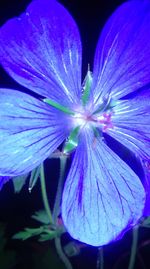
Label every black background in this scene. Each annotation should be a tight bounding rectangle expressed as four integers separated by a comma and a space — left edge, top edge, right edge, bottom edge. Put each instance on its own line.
0, 0, 150, 269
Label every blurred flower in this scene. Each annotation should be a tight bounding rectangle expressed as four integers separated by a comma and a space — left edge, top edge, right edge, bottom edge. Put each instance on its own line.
0, 176, 11, 190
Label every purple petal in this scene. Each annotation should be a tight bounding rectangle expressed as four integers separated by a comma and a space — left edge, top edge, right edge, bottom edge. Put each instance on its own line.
108, 93, 150, 159
0, 176, 11, 190
142, 159, 150, 216
92, 1, 150, 104
62, 130, 145, 246
0, 0, 82, 106
0, 89, 70, 176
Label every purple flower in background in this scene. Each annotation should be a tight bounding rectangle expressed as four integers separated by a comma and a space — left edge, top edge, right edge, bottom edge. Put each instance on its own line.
0, 0, 150, 246
0, 176, 11, 190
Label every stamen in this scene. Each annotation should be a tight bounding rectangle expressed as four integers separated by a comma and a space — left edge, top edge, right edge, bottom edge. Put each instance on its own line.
97, 112, 114, 132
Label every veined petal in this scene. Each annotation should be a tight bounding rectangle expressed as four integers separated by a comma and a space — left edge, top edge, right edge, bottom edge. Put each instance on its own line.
62, 130, 145, 246
92, 1, 150, 104
0, 89, 69, 176
142, 161, 150, 216
108, 94, 150, 159
0, 0, 82, 106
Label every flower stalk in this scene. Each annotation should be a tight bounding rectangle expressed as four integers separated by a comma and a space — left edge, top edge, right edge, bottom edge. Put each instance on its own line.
128, 226, 139, 269
40, 163, 53, 225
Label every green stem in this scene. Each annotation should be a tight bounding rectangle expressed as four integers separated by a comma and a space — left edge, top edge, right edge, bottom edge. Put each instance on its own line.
40, 160, 72, 269
53, 156, 72, 269
53, 156, 67, 223
55, 237, 73, 269
40, 163, 53, 225
128, 226, 139, 269
97, 248, 104, 269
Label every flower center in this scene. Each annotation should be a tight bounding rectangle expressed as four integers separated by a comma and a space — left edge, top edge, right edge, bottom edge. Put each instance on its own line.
72, 110, 114, 132
63, 108, 114, 155
73, 111, 92, 127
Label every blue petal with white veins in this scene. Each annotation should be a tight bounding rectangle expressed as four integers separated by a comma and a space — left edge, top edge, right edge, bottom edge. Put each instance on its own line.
0, 0, 82, 106
62, 130, 145, 246
0, 89, 70, 176
108, 92, 150, 159
92, 0, 150, 105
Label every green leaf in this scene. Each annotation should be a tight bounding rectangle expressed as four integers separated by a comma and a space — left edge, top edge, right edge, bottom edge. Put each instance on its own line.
28, 165, 40, 192
63, 126, 80, 154
38, 231, 57, 241
12, 231, 32, 241
43, 98, 75, 115
12, 227, 44, 240
25, 227, 44, 234
32, 210, 50, 224
82, 68, 92, 106
12, 224, 63, 242
13, 173, 29, 193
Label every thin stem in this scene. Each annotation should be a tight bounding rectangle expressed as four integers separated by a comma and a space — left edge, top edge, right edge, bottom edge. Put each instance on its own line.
53, 156, 67, 223
53, 156, 72, 269
97, 248, 104, 269
128, 226, 139, 269
55, 237, 73, 269
40, 163, 53, 225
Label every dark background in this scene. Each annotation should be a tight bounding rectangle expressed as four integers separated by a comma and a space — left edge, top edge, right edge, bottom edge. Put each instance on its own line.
0, 0, 150, 269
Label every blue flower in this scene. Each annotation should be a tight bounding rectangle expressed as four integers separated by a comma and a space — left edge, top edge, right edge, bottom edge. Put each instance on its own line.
0, 0, 150, 246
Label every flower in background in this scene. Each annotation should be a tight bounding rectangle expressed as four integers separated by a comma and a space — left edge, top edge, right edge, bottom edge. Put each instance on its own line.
0, 176, 11, 190
0, 0, 150, 246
